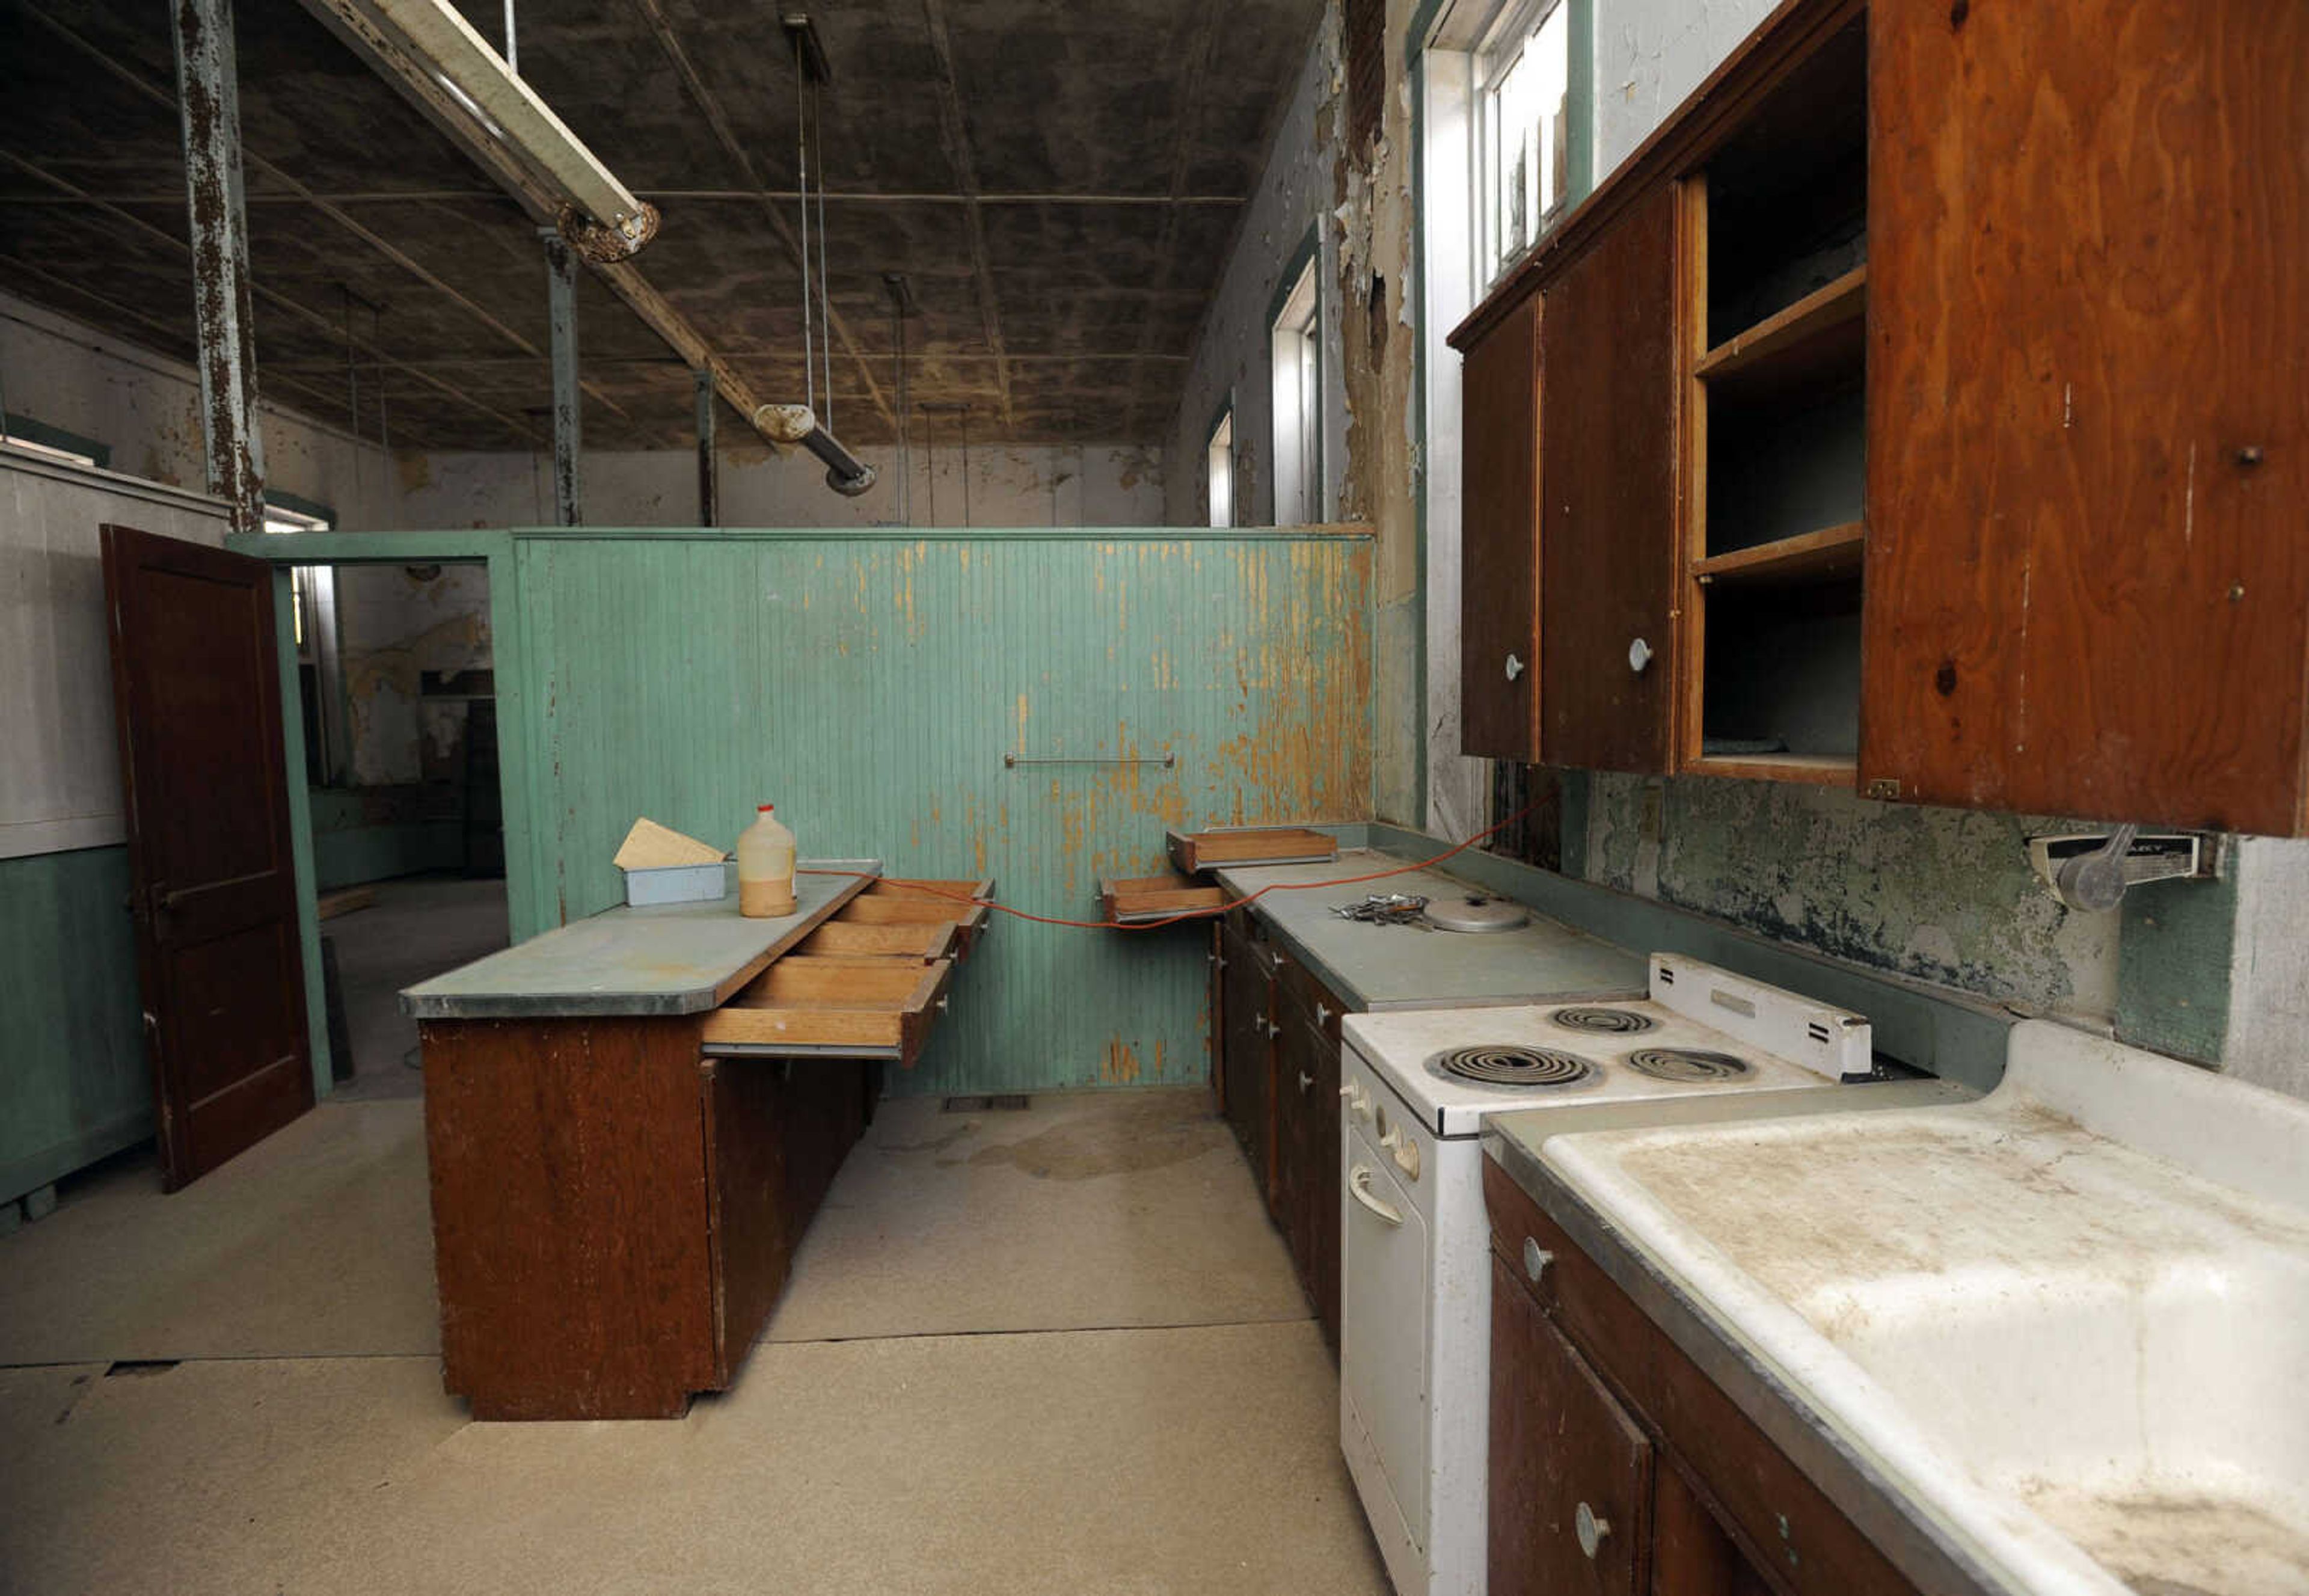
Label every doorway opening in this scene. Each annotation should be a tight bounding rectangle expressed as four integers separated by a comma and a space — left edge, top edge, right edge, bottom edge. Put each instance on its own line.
287, 556, 511, 1102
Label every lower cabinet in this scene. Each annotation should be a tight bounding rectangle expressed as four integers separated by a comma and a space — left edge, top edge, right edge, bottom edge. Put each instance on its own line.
1215, 913, 1345, 1349
1485, 1156, 1922, 1596
1489, 1250, 1652, 1596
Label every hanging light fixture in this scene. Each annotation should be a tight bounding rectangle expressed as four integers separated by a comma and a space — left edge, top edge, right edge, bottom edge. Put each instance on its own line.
304, 0, 658, 260
769, 11, 875, 497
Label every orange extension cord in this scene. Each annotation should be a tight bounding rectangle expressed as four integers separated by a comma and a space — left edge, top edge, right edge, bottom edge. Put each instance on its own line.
799, 803, 1536, 934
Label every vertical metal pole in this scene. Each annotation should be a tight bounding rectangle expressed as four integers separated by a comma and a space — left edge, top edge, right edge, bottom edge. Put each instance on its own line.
543, 228, 581, 527
694, 366, 719, 527
172, 0, 264, 533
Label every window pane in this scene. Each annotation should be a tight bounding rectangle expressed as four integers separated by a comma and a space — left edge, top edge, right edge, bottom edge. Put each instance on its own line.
1482, 0, 1571, 284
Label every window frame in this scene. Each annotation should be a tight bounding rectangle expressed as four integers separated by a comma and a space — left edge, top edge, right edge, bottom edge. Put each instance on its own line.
1206, 404, 1236, 528
1269, 235, 1324, 527
1, 412, 111, 471
1469, 0, 1587, 290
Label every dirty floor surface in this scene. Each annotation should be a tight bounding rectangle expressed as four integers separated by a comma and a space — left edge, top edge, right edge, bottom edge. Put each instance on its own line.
0, 1088, 1386, 1595
326, 874, 511, 1102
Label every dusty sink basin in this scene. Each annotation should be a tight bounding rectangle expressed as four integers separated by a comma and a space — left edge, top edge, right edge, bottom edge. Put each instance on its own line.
1541, 1021, 2309, 1596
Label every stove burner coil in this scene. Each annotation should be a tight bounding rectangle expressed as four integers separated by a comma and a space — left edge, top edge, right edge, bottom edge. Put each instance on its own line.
1548, 1006, 1658, 1036
1429, 1045, 1599, 1089
1624, 1048, 1753, 1083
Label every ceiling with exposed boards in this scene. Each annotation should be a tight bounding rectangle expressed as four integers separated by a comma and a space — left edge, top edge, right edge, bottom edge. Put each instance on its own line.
0, 0, 1323, 450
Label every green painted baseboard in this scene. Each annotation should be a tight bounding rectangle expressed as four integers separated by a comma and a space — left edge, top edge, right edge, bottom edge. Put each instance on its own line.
0, 847, 152, 1203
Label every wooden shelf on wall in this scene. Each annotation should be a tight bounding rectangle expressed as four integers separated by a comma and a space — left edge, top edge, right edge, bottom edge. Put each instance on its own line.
1694, 521, 1865, 586
1685, 752, 1857, 786
1694, 265, 1866, 400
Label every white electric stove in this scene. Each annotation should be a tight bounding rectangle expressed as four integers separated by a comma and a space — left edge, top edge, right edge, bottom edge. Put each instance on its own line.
1337, 954, 1875, 1596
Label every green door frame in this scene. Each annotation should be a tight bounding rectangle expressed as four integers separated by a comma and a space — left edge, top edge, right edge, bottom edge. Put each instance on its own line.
226, 529, 531, 1096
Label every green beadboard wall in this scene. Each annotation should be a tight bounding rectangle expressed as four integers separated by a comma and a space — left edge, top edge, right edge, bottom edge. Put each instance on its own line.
0, 847, 152, 1203
511, 530, 1375, 1096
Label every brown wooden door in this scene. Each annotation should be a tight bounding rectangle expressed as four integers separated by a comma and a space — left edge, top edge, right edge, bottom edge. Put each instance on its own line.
1489, 1250, 1654, 1596
101, 524, 312, 1190
1863, 1, 2309, 833
1539, 182, 1682, 773
1461, 290, 1545, 760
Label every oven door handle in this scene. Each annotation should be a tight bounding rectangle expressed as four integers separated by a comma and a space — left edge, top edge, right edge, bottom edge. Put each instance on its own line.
1348, 1164, 1404, 1227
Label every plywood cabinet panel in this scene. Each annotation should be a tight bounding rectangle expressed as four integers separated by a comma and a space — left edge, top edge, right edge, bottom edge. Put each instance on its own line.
1863, 0, 2309, 832
1539, 183, 1683, 773
1460, 291, 1545, 761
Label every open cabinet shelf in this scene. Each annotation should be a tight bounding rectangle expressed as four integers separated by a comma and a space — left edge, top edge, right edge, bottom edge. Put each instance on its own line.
1678, 10, 1869, 784
1693, 520, 1864, 585
1693, 265, 1866, 400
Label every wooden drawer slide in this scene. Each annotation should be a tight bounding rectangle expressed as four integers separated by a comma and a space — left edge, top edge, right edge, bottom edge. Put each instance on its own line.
794, 919, 958, 963
701, 959, 952, 1066
838, 876, 994, 953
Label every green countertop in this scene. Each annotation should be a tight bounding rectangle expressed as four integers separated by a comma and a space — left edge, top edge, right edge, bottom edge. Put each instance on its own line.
400, 862, 879, 1020
1213, 850, 1648, 1010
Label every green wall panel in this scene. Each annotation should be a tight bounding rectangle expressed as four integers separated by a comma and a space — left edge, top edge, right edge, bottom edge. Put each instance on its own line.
515, 531, 1374, 1096
0, 846, 152, 1202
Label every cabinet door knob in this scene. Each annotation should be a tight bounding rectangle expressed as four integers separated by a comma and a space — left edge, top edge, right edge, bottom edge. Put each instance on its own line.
1316, 1002, 1332, 1025
1505, 652, 1526, 682
1627, 637, 1654, 674
1522, 1236, 1553, 1283
1266, 1019, 1283, 1039
1576, 1502, 1611, 1560
1298, 1071, 1314, 1091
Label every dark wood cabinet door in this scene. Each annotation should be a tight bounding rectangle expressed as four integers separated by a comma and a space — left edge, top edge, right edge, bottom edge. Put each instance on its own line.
1218, 921, 1274, 1188
1652, 1459, 1777, 1596
1490, 1251, 1654, 1596
1294, 1004, 1341, 1347
1864, 0, 2309, 832
1538, 182, 1682, 773
1460, 289, 1545, 760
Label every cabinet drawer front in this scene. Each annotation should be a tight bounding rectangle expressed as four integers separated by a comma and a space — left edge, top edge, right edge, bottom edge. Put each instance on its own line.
701, 958, 952, 1064
1279, 956, 1349, 1040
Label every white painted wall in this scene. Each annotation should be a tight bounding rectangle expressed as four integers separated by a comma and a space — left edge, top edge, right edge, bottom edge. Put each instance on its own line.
400, 441, 1165, 530
1, 291, 405, 530
1592, 0, 1780, 179
1162, 23, 1350, 530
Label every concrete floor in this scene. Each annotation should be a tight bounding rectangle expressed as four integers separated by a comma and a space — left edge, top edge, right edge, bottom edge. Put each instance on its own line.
325, 875, 510, 1102
0, 1087, 1387, 1594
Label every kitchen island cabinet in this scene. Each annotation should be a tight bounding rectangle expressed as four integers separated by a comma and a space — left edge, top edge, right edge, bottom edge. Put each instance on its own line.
403, 867, 960, 1420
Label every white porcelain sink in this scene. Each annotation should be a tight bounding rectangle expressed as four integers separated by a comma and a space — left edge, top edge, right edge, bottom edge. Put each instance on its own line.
1541, 1021, 2309, 1596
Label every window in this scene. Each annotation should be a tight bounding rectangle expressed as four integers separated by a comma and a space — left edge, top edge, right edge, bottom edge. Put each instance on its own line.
1271, 254, 1322, 527
262, 495, 346, 785
1, 412, 109, 471
1206, 410, 1234, 527
1476, 0, 1572, 286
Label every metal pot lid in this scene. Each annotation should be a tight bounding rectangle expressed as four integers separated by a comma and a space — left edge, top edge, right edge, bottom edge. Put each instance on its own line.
1423, 894, 1529, 933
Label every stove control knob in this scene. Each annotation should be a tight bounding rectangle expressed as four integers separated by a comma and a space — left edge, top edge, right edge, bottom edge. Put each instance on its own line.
1381, 1126, 1421, 1182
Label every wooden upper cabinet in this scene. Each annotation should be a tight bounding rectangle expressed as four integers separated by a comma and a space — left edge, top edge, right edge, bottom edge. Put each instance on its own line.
1863, 0, 2309, 832
1459, 290, 1544, 761
1539, 182, 1682, 773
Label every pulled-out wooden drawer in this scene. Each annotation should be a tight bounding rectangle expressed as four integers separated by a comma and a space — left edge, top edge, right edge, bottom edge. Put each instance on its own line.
794, 919, 958, 963
1168, 827, 1338, 874
836, 876, 994, 954
1101, 872, 1225, 924
701, 959, 953, 1066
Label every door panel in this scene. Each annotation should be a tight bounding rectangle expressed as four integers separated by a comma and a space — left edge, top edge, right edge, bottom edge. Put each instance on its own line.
102, 524, 311, 1189
1460, 290, 1544, 760
1490, 1251, 1654, 1596
1863, 0, 2309, 831
1539, 182, 1682, 772
1343, 1135, 1430, 1547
